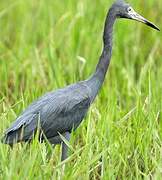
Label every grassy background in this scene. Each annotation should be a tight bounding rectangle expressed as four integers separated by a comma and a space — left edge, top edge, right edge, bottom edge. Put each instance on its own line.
0, 0, 161, 179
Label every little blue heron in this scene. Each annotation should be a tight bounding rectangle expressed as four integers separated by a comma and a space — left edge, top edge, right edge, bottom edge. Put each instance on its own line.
2, 0, 159, 161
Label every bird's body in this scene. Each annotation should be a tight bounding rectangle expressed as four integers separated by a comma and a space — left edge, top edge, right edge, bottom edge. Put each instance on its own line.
4, 82, 90, 144
3, 74, 103, 145
2, 0, 159, 161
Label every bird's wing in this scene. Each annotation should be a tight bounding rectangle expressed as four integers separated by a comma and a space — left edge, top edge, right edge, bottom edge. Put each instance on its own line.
5, 112, 39, 134
4, 83, 91, 138
4, 91, 53, 134
41, 86, 91, 137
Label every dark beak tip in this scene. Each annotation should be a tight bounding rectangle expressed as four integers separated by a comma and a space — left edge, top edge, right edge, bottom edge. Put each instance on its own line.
153, 24, 160, 31
145, 20, 160, 32
155, 26, 160, 31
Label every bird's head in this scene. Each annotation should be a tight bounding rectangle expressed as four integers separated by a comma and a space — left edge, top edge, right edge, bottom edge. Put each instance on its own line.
111, 0, 160, 31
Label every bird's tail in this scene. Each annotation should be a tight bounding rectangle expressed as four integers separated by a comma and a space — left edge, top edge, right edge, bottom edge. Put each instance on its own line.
1, 130, 22, 145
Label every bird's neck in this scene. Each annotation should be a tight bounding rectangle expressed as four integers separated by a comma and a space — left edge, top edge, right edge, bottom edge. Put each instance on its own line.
96, 9, 116, 81
86, 9, 116, 99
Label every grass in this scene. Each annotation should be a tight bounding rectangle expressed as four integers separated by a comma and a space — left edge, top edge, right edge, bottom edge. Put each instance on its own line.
0, 0, 162, 179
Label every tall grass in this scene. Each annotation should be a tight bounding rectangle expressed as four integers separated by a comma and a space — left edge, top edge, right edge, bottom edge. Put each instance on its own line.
0, 0, 161, 179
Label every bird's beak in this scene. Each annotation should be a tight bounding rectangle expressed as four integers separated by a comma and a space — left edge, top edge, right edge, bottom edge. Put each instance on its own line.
128, 9, 160, 31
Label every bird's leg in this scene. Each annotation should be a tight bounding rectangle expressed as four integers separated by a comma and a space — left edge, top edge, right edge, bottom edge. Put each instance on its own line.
61, 132, 70, 161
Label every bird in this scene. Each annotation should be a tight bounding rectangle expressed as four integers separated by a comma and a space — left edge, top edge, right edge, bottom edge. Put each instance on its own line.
2, 0, 160, 161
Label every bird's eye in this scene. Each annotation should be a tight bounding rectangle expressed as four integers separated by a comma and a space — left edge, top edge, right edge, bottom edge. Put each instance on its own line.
127, 7, 133, 12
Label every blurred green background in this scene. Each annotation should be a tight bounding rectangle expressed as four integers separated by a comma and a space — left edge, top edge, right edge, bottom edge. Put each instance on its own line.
0, 0, 161, 179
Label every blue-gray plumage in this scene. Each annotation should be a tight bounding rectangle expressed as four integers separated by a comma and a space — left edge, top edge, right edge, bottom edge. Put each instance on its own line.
2, 0, 159, 161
